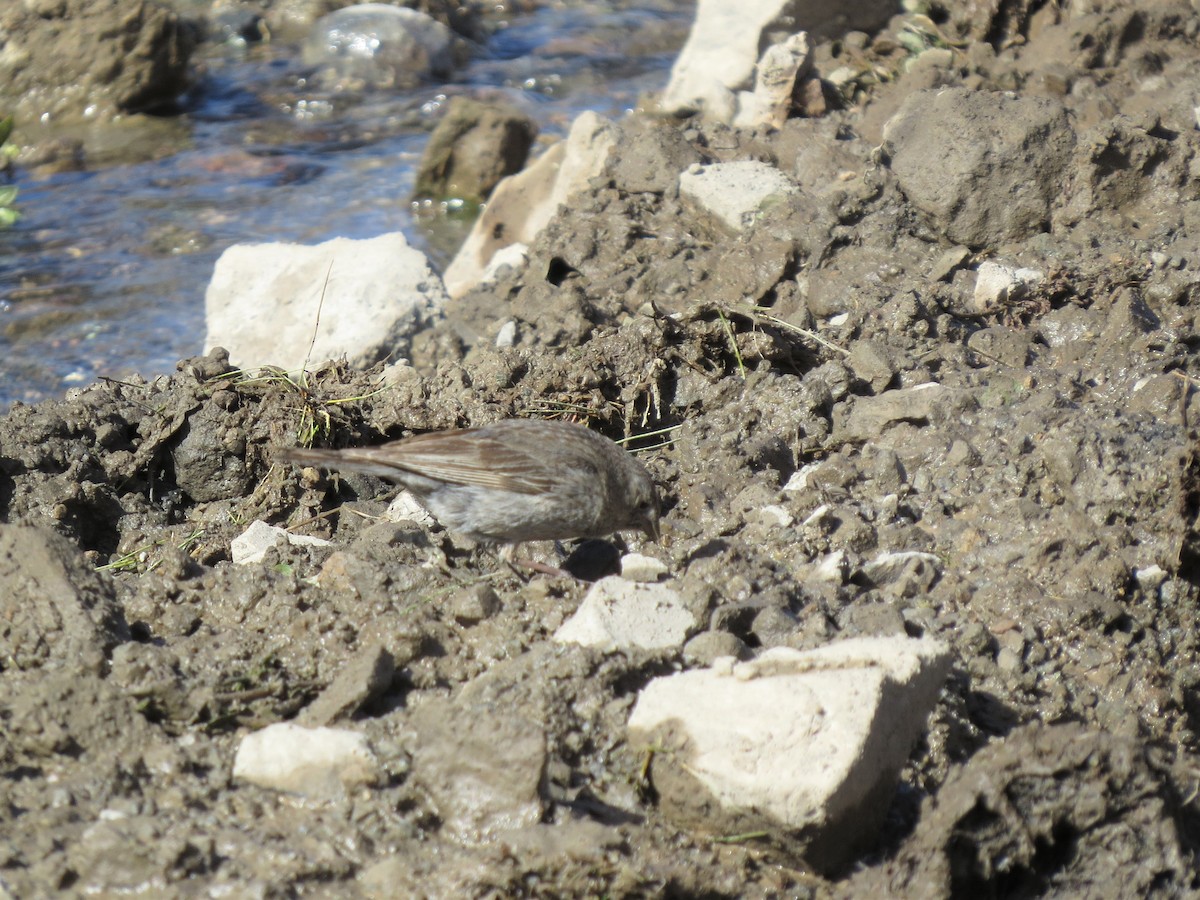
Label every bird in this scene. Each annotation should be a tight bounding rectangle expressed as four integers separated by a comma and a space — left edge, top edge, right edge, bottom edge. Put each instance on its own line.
280, 419, 661, 552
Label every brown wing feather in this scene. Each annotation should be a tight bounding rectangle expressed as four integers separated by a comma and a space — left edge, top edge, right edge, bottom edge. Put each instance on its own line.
345, 428, 557, 495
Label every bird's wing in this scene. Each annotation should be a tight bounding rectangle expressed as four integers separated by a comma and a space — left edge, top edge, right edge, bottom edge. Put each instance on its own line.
383, 429, 558, 495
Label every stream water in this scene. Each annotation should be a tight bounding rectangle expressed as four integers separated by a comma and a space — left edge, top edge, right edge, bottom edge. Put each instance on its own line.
0, 1, 690, 411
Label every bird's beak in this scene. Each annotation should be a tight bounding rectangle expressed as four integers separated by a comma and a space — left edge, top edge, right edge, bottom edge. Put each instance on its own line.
642, 514, 661, 543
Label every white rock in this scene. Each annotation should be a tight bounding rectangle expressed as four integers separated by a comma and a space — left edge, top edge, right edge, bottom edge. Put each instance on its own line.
1134, 564, 1167, 591
480, 243, 530, 288
231, 520, 331, 565
810, 549, 847, 583
619, 553, 669, 582
661, 0, 892, 120
494, 319, 517, 349
443, 113, 617, 298
233, 723, 381, 797
554, 577, 695, 651
385, 490, 437, 528
678, 161, 801, 233
755, 504, 794, 528
627, 636, 951, 872
732, 32, 810, 129
205, 232, 446, 372
972, 260, 1044, 314
783, 463, 819, 492
802, 503, 831, 528
825, 65, 859, 93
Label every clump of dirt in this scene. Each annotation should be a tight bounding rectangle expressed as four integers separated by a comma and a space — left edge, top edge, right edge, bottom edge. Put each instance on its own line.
848, 722, 1197, 897
4, 1, 1200, 896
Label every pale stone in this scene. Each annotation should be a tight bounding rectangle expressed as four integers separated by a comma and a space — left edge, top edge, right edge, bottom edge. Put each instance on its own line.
627, 637, 952, 872
678, 161, 802, 233
783, 462, 820, 491
619, 552, 669, 582
233, 723, 381, 797
662, 0, 892, 120
732, 32, 811, 128
494, 319, 517, 349
972, 261, 1044, 314
205, 232, 445, 372
231, 520, 331, 565
811, 549, 847, 583
554, 577, 695, 651
385, 491, 437, 528
443, 113, 617, 298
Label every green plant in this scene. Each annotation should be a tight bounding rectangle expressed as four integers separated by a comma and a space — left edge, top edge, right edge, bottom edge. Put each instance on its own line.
0, 115, 18, 227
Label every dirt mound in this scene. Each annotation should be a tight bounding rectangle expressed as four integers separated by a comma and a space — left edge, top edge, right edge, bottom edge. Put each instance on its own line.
3, 1, 1200, 895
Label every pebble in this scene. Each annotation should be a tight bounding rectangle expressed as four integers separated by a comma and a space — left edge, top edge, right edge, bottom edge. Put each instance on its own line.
231, 520, 332, 565
233, 723, 381, 798
619, 552, 669, 582
554, 577, 695, 651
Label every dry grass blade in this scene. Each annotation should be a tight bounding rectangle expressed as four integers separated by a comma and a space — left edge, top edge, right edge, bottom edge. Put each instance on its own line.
717, 309, 747, 377
750, 308, 850, 356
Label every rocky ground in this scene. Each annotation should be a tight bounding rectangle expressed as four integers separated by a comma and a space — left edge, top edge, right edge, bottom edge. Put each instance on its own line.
4, 0, 1200, 897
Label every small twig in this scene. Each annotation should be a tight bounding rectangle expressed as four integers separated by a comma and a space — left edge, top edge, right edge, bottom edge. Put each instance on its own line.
300, 258, 336, 389
632, 438, 676, 453
615, 423, 682, 444
712, 831, 771, 845
1171, 371, 1200, 387
1175, 370, 1192, 429
751, 309, 850, 356
284, 506, 343, 533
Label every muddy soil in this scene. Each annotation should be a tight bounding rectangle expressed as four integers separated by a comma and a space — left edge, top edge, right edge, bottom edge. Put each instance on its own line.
4, 1, 1200, 897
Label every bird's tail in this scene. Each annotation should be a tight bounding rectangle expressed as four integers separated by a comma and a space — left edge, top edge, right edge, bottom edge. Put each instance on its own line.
277, 446, 405, 481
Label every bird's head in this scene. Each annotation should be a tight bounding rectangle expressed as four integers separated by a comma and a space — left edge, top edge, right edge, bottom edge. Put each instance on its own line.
624, 468, 661, 542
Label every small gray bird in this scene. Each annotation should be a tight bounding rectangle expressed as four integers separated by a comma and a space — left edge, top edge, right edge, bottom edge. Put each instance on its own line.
281, 418, 660, 546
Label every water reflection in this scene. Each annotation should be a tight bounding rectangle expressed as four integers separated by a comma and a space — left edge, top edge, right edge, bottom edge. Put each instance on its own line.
0, 2, 688, 410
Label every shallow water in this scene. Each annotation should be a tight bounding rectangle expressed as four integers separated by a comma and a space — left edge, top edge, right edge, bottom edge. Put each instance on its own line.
0, 2, 689, 410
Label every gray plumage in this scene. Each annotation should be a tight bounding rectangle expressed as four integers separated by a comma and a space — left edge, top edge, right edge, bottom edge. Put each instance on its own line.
282, 418, 660, 545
